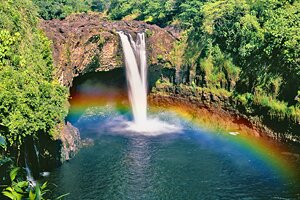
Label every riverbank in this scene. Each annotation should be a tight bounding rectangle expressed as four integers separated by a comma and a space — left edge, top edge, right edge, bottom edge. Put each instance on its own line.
149, 84, 300, 145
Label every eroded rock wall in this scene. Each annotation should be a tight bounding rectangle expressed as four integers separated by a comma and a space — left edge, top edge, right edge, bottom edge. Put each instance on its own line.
40, 13, 177, 87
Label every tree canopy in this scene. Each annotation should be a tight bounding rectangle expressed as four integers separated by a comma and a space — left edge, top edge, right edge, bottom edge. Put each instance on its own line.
0, 0, 68, 147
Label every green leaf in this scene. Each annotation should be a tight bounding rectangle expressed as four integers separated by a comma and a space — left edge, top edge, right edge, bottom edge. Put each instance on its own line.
9, 167, 20, 181
13, 186, 23, 193
55, 193, 70, 200
14, 192, 23, 200
5, 187, 13, 192
35, 184, 41, 200
2, 191, 15, 199
16, 181, 28, 188
29, 190, 36, 200
41, 181, 47, 190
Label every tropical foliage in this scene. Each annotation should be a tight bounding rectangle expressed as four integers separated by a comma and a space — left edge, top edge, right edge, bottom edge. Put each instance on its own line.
1, 167, 46, 200
0, 0, 299, 197
101, 0, 300, 122
0, 0, 68, 148
0, 1, 69, 198
32, 0, 110, 20
32, 0, 299, 106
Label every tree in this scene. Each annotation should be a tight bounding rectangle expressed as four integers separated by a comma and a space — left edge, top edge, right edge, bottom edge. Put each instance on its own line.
0, 0, 68, 148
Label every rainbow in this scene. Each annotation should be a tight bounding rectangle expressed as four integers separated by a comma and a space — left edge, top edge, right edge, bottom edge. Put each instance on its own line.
67, 91, 130, 122
149, 97, 299, 182
67, 91, 299, 185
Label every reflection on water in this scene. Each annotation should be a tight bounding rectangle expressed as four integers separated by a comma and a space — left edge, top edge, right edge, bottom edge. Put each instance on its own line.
44, 107, 300, 199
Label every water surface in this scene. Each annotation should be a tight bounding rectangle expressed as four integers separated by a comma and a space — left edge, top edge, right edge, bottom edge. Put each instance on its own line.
45, 108, 300, 199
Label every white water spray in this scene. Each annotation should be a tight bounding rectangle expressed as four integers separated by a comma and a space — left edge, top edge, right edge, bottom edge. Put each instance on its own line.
118, 32, 148, 124
24, 148, 36, 187
118, 31, 182, 134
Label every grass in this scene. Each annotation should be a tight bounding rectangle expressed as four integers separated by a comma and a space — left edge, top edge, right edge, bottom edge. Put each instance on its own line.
202, 87, 232, 97
260, 97, 299, 123
236, 92, 300, 123
153, 81, 300, 124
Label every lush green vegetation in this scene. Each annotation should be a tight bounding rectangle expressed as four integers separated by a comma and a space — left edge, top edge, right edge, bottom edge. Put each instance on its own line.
31, 0, 299, 107
100, 0, 300, 125
0, 0, 68, 148
0, 1, 68, 198
0, 0, 299, 197
1, 165, 48, 200
1, 138, 67, 200
32, 0, 110, 20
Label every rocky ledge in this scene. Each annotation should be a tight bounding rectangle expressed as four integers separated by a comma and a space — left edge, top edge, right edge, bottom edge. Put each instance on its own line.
150, 84, 300, 144
58, 122, 81, 162
40, 13, 178, 87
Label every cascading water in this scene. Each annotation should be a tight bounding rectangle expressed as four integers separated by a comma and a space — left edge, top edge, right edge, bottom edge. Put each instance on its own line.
118, 31, 181, 134
118, 32, 147, 124
24, 147, 36, 187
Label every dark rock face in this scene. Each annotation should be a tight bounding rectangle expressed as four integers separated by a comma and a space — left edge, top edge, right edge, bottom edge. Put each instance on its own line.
59, 122, 81, 162
40, 13, 177, 87
22, 122, 81, 174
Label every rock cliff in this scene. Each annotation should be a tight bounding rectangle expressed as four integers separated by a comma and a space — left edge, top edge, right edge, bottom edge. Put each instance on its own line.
40, 13, 178, 87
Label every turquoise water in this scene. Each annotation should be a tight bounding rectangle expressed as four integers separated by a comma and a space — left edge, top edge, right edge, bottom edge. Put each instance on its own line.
44, 108, 300, 199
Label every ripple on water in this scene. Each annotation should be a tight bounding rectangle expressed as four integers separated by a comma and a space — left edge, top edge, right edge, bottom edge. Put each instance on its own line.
44, 108, 300, 199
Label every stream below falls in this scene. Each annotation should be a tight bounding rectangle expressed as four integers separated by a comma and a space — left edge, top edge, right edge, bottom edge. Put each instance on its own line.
43, 106, 300, 199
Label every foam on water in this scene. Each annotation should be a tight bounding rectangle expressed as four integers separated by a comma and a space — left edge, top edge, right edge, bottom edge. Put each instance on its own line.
118, 31, 182, 135
118, 31, 147, 124
116, 118, 182, 136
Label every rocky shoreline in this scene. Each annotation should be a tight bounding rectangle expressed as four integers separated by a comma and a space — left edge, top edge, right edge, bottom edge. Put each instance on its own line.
150, 84, 300, 145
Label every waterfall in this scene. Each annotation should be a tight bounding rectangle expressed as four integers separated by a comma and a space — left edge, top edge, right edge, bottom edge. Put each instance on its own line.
33, 142, 40, 169
24, 147, 36, 187
117, 31, 182, 134
118, 32, 148, 125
